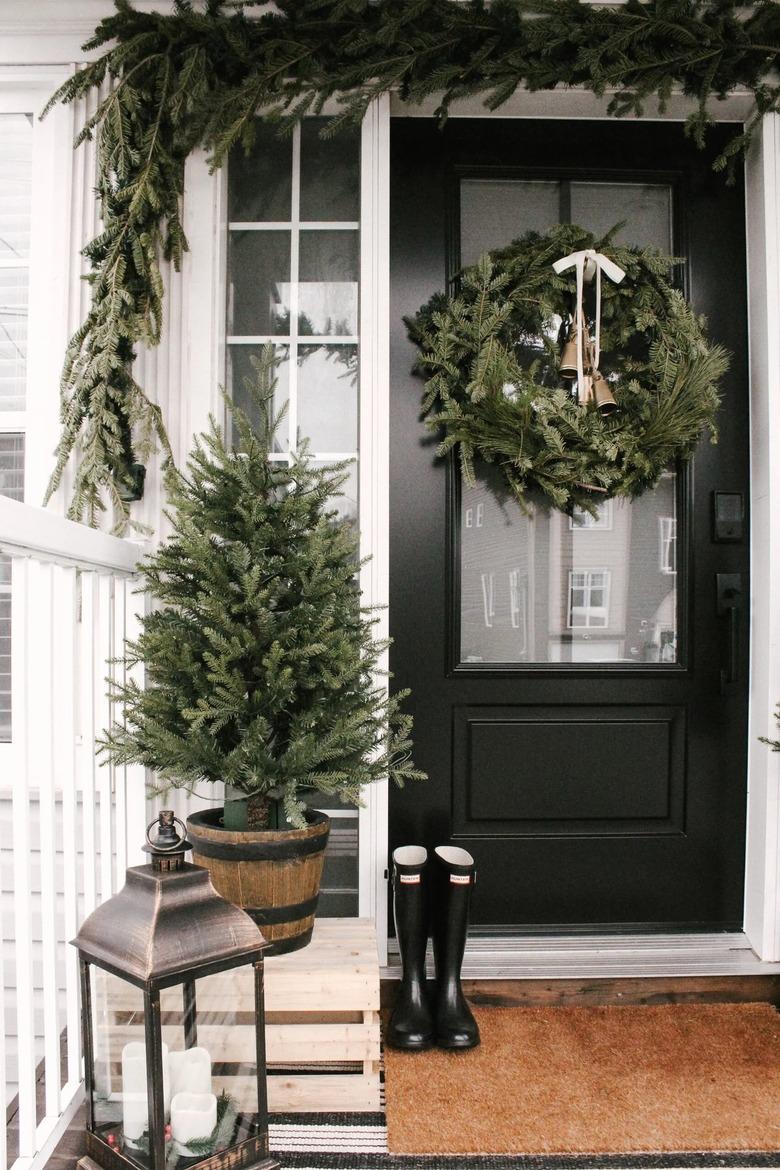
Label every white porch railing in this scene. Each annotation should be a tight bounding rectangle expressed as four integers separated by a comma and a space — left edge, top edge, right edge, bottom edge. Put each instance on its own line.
0, 496, 147, 1170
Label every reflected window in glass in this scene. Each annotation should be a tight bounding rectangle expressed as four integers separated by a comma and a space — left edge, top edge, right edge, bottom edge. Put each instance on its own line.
0, 114, 32, 413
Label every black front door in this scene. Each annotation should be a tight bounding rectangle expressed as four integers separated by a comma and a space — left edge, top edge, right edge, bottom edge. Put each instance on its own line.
389, 119, 749, 931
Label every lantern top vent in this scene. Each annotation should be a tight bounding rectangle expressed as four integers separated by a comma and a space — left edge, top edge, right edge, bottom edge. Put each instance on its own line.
72, 812, 268, 988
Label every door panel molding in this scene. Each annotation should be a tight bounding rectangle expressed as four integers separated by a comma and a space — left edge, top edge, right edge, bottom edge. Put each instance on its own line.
452, 704, 685, 838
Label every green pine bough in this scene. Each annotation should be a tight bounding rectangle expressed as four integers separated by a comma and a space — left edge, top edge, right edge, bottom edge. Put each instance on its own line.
98, 351, 425, 828
43, 0, 780, 532
407, 223, 727, 514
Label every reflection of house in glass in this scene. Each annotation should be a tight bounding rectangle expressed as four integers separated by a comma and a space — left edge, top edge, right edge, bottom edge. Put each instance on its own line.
460, 466, 677, 664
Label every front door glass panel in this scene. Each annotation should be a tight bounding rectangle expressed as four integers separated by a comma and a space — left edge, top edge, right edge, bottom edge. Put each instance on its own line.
458, 179, 678, 665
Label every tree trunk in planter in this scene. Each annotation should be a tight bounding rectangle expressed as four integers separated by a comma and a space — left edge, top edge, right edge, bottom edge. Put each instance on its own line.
186, 808, 330, 955
222, 788, 275, 830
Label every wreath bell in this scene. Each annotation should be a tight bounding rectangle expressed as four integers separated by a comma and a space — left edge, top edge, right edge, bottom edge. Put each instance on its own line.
554, 248, 625, 415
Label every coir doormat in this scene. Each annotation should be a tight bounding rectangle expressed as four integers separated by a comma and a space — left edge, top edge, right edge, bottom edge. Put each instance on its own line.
383, 1003, 780, 1156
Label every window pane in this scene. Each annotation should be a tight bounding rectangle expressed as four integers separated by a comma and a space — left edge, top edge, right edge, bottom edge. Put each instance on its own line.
228, 121, 292, 222
0, 432, 24, 501
310, 460, 358, 527
227, 231, 291, 336
0, 268, 28, 412
570, 182, 672, 252
460, 465, 677, 664
460, 180, 559, 267
298, 231, 358, 336
298, 345, 358, 452
458, 177, 678, 667
227, 345, 290, 453
300, 118, 360, 221
0, 114, 32, 260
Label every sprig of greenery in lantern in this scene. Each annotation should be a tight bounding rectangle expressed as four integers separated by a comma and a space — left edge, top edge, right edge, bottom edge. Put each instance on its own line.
407, 223, 727, 514
130, 1090, 238, 1162
43, 0, 779, 531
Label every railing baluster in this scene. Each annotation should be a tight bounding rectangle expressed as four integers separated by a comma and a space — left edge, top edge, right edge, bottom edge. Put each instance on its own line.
33, 562, 61, 1128
11, 556, 37, 1160
112, 576, 128, 881
95, 574, 114, 898
0, 797, 8, 1170
124, 587, 146, 869
78, 572, 97, 919
53, 564, 81, 1091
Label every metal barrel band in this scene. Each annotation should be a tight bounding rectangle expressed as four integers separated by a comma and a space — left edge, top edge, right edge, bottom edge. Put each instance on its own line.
264, 926, 314, 955
189, 830, 328, 862
245, 894, 320, 926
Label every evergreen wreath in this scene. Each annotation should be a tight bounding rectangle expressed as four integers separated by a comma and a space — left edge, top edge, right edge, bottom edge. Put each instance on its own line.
407, 223, 727, 514
43, 0, 779, 531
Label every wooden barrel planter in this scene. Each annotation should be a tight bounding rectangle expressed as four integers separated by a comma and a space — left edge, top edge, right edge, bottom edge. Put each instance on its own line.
186, 808, 330, 955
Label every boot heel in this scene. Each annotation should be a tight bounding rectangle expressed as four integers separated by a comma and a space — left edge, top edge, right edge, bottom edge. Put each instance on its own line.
386, 845, 435, 1050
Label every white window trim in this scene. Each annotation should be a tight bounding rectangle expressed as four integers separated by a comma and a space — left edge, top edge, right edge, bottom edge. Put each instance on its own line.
658, 515, 677, 574
0, 68, 73, 771
570, 499, 614, 531
480, 571, 495, 628
567, 567, 611, 630
509, 568, 528, 653
0, 68, 74, 507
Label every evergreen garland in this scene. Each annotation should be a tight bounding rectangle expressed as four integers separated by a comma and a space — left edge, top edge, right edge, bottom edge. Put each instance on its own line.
45, 0, 779, 530
407, 223, 726, 513
98, 352, 424, 825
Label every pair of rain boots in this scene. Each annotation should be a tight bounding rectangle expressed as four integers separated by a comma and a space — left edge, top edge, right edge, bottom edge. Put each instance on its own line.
386, 844, 480, 1051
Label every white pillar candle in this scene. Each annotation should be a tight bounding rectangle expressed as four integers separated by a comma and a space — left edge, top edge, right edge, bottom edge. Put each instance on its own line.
170, 1091, 217, 1155
169, 1048, 212, 1098
121, 1042, 147, 1095
121, 1040, 171, 1138
122, 1092, 148, 1145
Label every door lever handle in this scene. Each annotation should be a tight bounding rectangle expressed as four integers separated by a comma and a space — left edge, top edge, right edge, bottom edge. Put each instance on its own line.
716, 572, 742, 693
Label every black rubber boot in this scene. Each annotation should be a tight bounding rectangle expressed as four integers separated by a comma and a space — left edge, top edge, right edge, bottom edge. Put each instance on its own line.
386, 845, 434, 1050
432, 845, 480, 1050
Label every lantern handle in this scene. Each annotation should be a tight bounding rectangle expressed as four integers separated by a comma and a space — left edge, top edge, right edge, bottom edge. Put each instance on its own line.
145, 811, 188, 852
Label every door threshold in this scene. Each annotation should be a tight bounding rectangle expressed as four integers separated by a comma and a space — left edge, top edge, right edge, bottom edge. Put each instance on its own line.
382, 931, 780, 980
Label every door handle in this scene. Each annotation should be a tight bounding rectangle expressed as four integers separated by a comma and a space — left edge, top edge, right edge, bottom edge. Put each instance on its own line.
716, 572, 742, 693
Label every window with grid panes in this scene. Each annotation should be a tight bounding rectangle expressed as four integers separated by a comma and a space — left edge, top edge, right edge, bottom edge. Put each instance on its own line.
226, 118, 361, 914
0, 113, 31, 743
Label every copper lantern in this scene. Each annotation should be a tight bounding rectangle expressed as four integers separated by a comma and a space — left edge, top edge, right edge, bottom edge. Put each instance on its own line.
73, 812, 278, 1170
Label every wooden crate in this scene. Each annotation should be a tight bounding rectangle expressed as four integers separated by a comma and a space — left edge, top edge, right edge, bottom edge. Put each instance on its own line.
97, 918, 381, 1114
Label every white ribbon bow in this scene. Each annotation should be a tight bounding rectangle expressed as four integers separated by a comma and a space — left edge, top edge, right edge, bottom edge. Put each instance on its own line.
552, 248, 626, 393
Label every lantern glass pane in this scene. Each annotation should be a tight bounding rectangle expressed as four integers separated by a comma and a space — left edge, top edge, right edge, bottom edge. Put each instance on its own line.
89, 969, 156, 1166
159, 971, 260, 1166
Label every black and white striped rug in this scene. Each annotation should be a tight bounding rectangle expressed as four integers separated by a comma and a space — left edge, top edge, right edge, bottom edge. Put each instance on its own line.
267, 1114, 780, 1168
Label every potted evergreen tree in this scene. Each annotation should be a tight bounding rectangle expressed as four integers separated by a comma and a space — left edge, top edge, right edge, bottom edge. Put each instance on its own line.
101, 351, 423, 953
